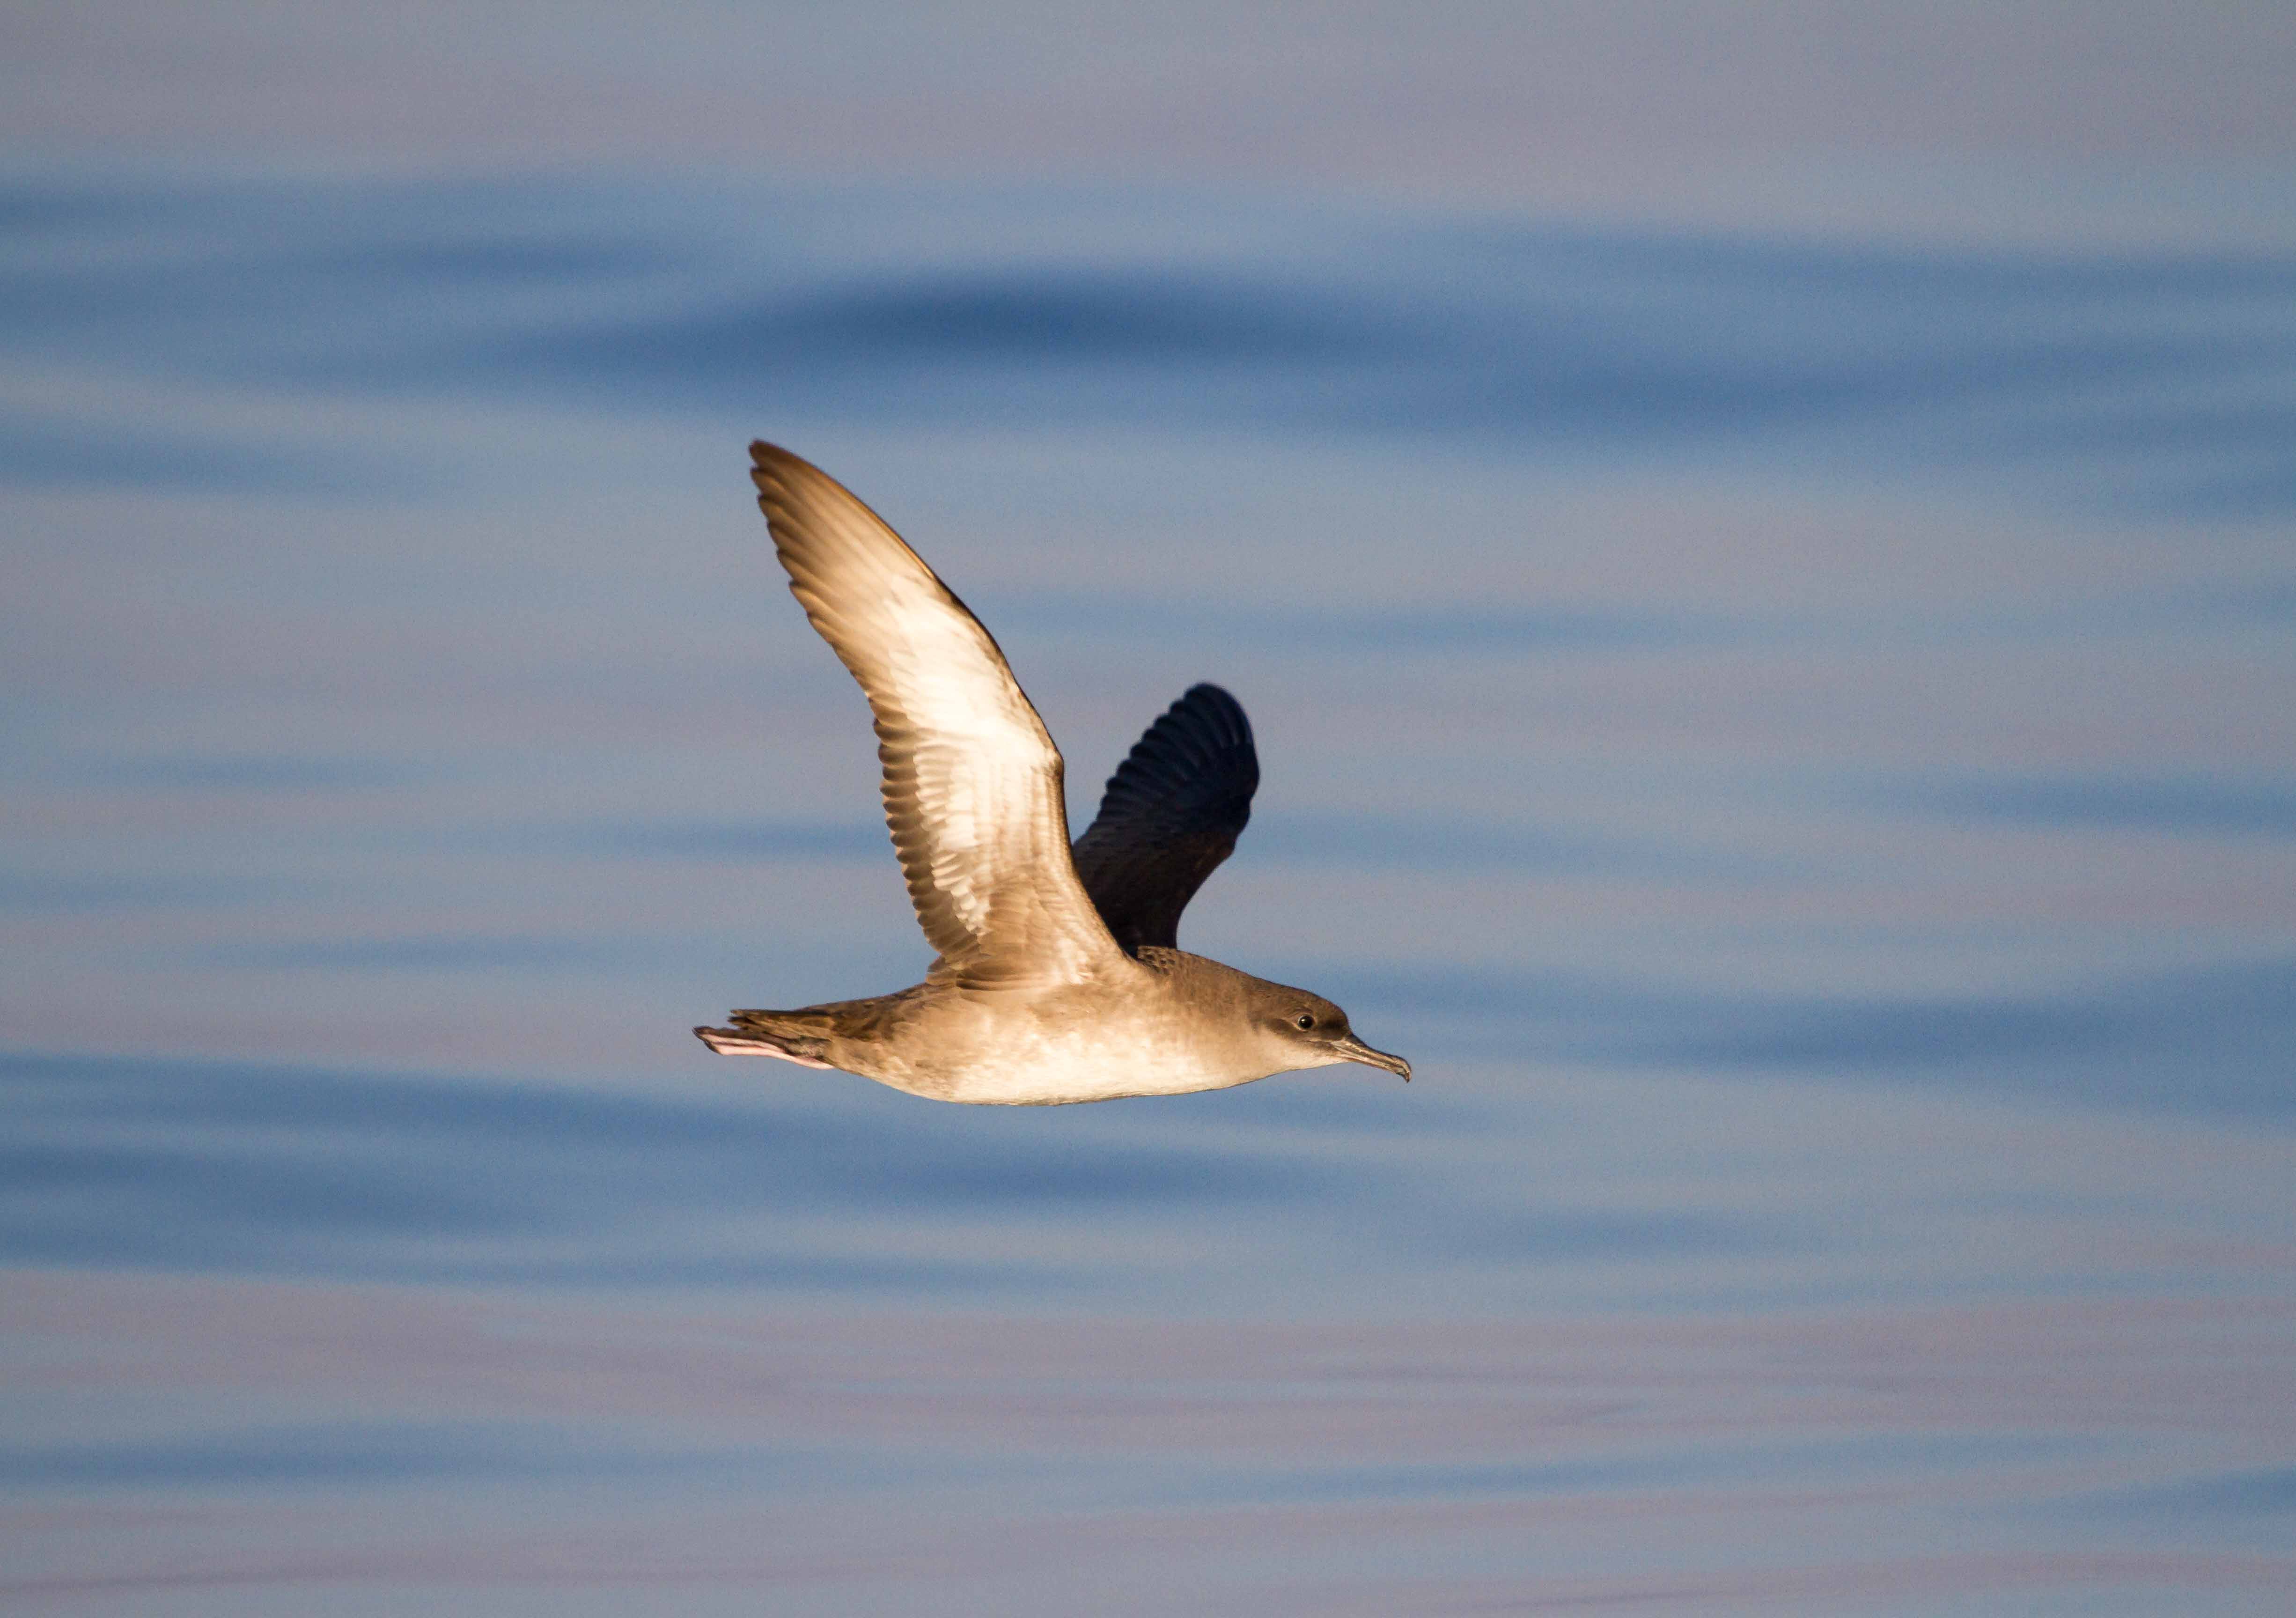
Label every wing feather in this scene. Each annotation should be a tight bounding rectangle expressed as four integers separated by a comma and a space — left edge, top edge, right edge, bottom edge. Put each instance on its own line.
1071, 684, 1258, 952
750, 442, 1124, 987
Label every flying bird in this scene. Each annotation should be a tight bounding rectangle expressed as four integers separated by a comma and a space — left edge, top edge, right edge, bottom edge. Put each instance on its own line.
696, 443, 1411, 1105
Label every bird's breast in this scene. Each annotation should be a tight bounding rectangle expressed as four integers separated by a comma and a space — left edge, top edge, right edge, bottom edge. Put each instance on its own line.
871, 979, 1266, 1106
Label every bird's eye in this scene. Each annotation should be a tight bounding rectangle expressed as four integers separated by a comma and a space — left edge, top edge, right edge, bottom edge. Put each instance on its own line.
1294, 1012, 1316, 1030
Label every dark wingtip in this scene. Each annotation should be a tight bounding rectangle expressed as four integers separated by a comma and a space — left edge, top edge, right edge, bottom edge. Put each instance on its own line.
1178, 683, 1251, 738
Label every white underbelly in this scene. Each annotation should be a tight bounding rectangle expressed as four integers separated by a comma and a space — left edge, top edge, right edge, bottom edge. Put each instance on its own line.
874, 1000, 1262, 1106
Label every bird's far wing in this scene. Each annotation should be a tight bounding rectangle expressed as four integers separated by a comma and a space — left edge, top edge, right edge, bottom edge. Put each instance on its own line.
1070, 684, 1259, 953
750, 442, 1125, 988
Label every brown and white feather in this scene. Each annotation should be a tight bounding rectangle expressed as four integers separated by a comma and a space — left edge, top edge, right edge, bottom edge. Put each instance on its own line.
749, 442, 1126, 989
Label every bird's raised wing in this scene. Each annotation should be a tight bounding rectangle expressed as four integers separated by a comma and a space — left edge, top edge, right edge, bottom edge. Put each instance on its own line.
750, 442, 1125, 988
1070, 684, 1259, 953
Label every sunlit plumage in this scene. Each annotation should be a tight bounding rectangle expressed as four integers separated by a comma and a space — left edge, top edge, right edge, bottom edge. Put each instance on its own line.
696, 442, 1410, 1105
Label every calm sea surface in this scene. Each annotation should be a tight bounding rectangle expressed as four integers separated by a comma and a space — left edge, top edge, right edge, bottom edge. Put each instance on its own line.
5, 174, 2294, 1614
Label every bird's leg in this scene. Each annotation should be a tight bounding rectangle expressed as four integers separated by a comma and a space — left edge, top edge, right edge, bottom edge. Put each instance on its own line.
693, 1025, 837, 1067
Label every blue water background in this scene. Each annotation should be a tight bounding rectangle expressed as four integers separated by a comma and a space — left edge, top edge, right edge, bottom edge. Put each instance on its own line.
4, 174, 2294, 1613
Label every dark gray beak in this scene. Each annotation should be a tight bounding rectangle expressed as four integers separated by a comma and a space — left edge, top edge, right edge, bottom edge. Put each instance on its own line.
1332, 1033, 1412, 1081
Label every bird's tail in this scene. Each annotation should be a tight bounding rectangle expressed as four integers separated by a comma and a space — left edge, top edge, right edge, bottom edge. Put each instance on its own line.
693, 1008, 839, 1068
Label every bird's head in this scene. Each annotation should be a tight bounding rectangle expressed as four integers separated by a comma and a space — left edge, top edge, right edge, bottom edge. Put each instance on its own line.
1249, 983, 1412, 1081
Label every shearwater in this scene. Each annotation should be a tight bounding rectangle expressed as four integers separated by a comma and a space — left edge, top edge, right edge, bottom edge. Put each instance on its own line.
696, 443, 1411, 1105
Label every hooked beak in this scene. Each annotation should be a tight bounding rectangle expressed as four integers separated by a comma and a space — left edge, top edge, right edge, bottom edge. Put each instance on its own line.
1332, 1033, 1412, 1081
